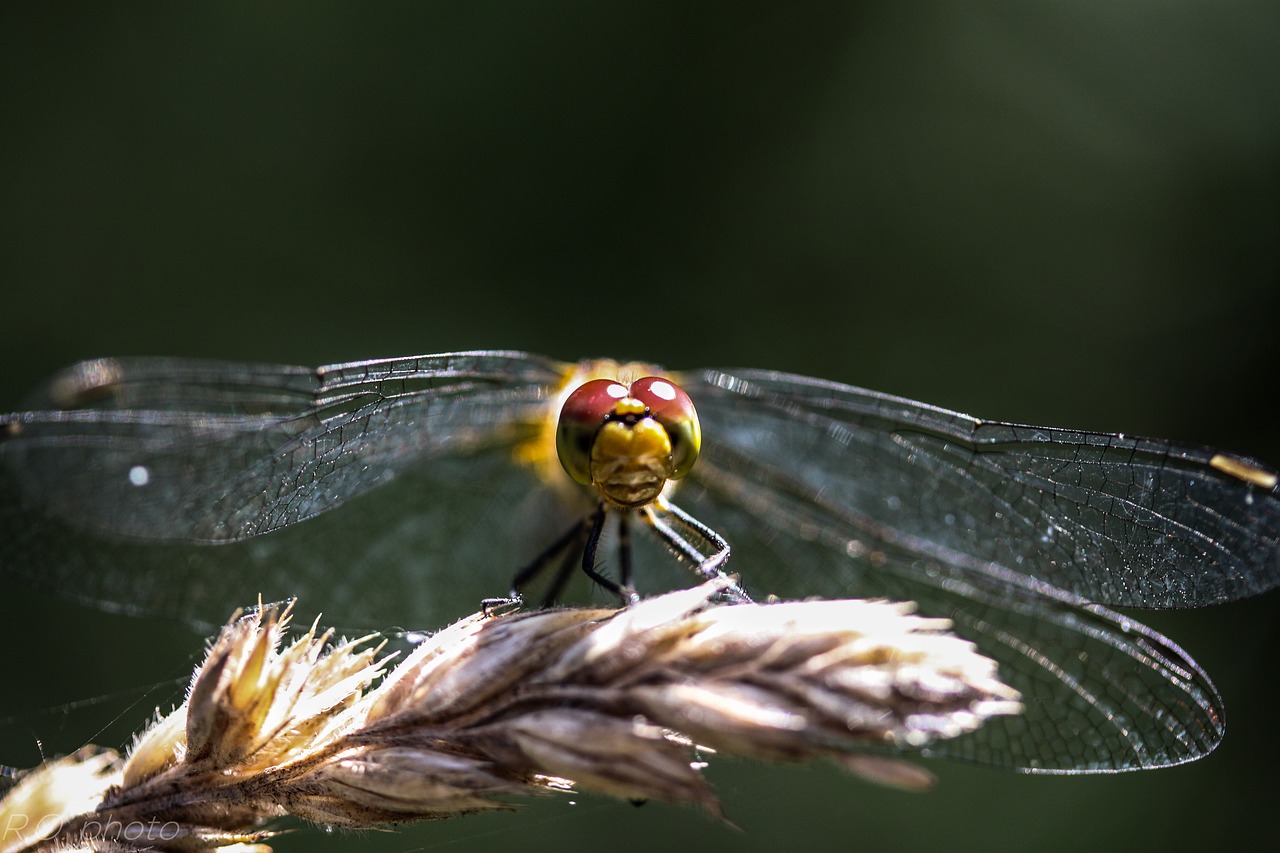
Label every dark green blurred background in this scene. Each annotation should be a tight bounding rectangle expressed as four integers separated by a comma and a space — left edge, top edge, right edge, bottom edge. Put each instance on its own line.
2, 3, 1278, 851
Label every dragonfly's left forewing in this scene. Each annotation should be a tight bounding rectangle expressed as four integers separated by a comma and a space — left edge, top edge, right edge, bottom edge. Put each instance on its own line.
672, 366, 1250, 772
684, 367, 1280, 610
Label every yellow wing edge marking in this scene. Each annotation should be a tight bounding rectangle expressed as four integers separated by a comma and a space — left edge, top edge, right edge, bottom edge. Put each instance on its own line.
1209, 453, 1278, 489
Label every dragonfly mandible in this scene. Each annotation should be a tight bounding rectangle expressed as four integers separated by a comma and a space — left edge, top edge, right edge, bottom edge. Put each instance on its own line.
2, 350, 1277, 775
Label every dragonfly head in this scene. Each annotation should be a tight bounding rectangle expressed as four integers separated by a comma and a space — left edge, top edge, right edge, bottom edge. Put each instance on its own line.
555, 376, 701, 508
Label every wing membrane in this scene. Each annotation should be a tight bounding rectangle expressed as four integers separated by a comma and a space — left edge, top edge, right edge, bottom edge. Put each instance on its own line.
684, 367, 1279, 609
677, 438, 1223, 771
2, 351, 568, 541
1, 354, 1271, 772
667, 365, 1275, 771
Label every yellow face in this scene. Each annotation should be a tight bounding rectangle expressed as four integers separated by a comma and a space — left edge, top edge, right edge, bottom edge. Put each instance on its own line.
553, 373, 701, 508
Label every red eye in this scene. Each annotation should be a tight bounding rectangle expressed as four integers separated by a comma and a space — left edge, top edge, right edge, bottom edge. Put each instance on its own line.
629, 376, 701, 479
556, 379, 628, 485
560, 379, 628, 425
630, 376, 690, 420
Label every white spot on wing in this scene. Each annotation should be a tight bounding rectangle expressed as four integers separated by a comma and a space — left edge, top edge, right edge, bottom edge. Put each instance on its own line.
128, 465, 150, 487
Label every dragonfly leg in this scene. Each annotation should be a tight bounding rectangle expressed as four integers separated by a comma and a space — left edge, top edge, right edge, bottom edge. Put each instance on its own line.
644, 500, 751, 603
540, 523, 591, 607
505, 512, 595, 605
581, 504, 638, 605
618, 510, 633, 593
614, 509, 641, 604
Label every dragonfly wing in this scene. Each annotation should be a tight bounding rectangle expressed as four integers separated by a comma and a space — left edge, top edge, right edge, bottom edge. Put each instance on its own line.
665, 366, 1264, 771
0, 437, 585, 631
1, 351, 568, 542
676, 444, 1223, 772
0, 351, 583, 629
682, 367, 1279, 610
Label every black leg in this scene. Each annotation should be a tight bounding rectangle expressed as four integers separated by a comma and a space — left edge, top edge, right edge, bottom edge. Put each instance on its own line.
617, 510, 633, 592
541, 523, 590, 607
580, 504, 634, 603
644, 500, 751, 603
508, 513, 594, 599
507, 500, 723, 610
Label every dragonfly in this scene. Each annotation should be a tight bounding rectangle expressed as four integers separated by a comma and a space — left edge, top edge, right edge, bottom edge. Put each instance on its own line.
502, 370, 742, 607
1, 351, 1277, 777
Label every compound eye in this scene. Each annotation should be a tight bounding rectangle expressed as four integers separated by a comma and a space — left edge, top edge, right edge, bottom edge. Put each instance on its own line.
629, 376, 701, 479
556, 378, 628, 484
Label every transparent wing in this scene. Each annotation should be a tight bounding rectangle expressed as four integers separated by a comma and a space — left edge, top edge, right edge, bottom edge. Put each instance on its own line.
671, 445, 1223, 772
0, 351, 581, 629
1, 351, 568, 541
663, 366, 1279, 771
681, 367, 1279, 610
1, 356, 1268, 770
0, 441, 592, 633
